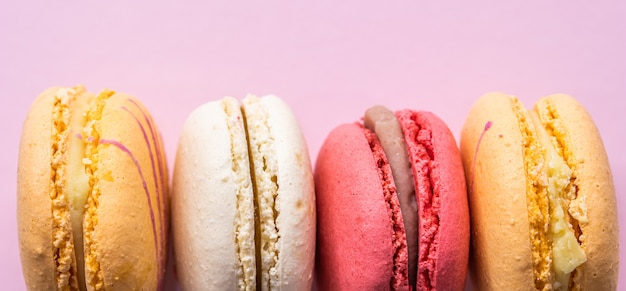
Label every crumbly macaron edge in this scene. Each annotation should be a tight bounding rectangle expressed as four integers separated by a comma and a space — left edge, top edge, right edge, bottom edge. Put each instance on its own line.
256, 95, 316, 290
82, 90, 115, 290
242, 95, 280, 291
222, 97, 257, 291
535, 94, 619, 290
362, 125, 410, 290
510, 97, 554, 290
51, 86, 85, 291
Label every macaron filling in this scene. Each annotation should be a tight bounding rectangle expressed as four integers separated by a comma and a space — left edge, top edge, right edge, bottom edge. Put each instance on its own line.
532, 101, 587, 290
512, 97, 586, 290
364, 106, 418, 289
51, 87, 110, 291
65, 89, 92, 291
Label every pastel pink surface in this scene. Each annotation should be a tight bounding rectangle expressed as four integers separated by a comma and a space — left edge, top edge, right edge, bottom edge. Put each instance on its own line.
314, 123, 408, 290
397, 111, 470, 290
1, 2, 624, 290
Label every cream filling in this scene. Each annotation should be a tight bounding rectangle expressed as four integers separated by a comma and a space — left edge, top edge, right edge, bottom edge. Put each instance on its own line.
66, 94, 91, 291
52, 86, 92, 291
531, 113, 586, 290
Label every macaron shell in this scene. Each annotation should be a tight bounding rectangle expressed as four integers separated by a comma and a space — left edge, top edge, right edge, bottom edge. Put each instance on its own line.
172, 98, 256, 290
17, 87, 63, 291
243, 95, 316, 290
86, 92, 168, 290
397, 110, 469, 290
534, 94, 618, 289
460, 93, 534, 290
315, 123, 403, 291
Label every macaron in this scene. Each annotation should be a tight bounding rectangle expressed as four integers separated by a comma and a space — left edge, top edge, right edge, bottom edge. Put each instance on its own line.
460, 93, 619, 290
314, 106, 469, 290
17, 86, 169, 290
172, 95, 316, 290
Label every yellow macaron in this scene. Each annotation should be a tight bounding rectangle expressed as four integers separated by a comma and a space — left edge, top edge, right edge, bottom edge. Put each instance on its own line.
17, 86, 169, 291
460, 93, 618, 290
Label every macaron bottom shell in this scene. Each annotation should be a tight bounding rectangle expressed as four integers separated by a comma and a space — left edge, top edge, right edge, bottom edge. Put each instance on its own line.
315, 123, 408, 291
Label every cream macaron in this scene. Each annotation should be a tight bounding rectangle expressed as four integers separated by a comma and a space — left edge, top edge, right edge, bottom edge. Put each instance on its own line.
172, 95, 315, 290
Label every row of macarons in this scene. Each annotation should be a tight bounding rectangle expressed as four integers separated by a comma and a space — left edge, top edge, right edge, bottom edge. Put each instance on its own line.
17, 85, 618, 291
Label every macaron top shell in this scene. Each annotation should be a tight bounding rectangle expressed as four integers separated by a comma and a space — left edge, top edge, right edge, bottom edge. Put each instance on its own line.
87, 90, 169, 290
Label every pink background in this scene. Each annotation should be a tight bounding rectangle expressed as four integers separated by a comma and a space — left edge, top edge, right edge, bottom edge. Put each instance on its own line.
1, 1, 624, 290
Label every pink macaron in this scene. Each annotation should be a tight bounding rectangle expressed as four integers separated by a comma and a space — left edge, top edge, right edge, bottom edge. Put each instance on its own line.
314, 106, 469, 290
